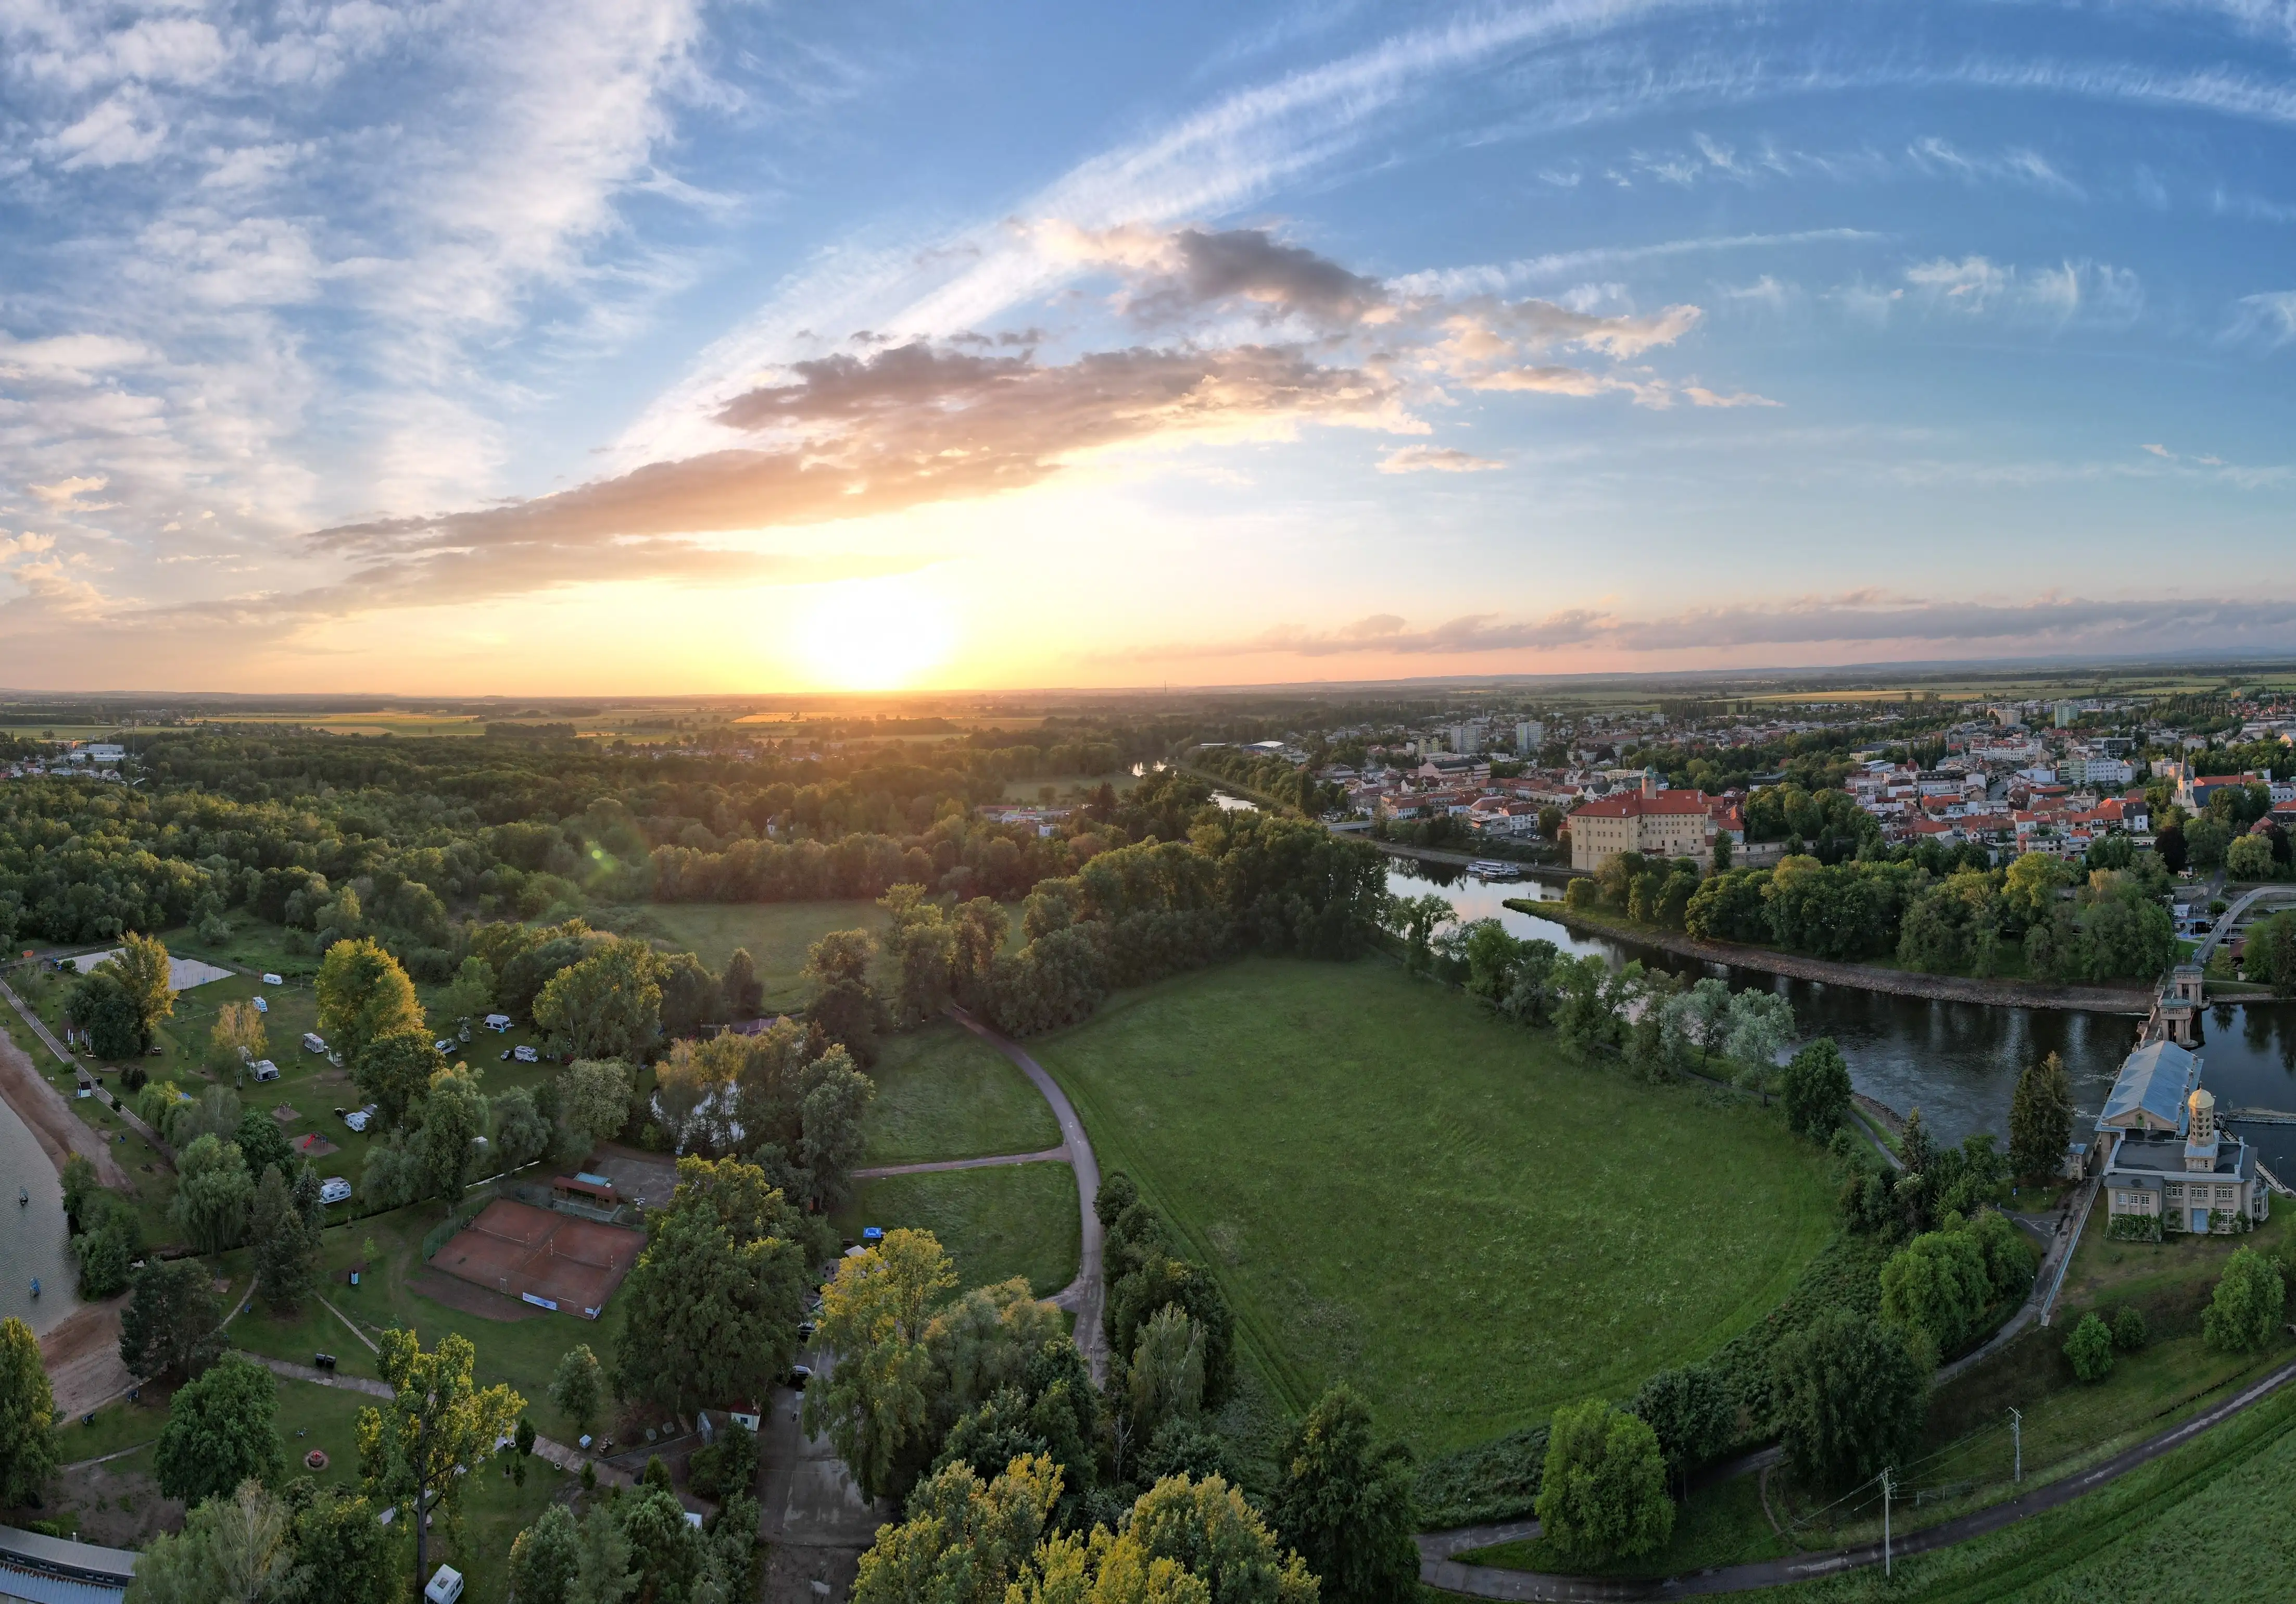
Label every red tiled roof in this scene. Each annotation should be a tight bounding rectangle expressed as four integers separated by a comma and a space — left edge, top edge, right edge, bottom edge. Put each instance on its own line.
1571, 788, 1711, 819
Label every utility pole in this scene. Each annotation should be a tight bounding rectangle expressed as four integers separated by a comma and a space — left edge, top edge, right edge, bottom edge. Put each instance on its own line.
2010, 1406, 2023, 1484
1882, 1468, 1894, 1578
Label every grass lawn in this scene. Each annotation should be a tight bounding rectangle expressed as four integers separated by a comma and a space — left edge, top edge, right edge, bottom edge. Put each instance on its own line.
860, 1022, 1061, 1164
1027, 956, 1837, 1455
835, 1163, 1081, 1297
609, 900, 887, 1009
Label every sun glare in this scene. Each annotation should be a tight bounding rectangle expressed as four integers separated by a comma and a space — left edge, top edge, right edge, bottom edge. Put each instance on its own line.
794, 580, 958, 690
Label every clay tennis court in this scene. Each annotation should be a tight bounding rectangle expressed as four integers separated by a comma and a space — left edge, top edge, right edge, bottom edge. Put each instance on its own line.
431, 1199, 642, 1319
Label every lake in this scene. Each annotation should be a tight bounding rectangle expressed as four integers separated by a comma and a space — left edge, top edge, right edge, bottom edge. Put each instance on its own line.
1387, 860, 2296, 1163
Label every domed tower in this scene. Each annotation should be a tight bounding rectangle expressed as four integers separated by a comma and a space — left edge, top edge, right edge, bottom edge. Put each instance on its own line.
2185, 1087, 2219, 1173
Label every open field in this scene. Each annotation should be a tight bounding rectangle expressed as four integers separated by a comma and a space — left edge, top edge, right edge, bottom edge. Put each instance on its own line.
1028, 957, 1837, 1454
836, 1162, 1080, 1297
861, 1022, 1062, 1164
612, 900, 888, 1009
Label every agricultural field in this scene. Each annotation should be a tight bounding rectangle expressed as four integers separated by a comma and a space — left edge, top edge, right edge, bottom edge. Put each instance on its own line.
1027, 956, 1839, 1454
860, 1023, 1061, 1165
836, 1163, 1081, 1298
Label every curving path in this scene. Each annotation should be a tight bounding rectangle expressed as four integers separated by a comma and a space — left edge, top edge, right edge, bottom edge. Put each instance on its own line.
946, 1007, 1107, 1383
2194, 885, 2296, 964
1418, 1355, 2296, 1599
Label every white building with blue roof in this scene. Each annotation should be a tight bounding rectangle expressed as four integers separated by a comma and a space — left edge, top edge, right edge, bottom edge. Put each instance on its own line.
2097, 1039, 2268, 1236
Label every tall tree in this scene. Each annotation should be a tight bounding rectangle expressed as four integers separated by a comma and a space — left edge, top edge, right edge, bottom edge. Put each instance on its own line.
1781, 1037, 1853, 1140
1534, 1399, 1673, 1562
102, 931, 178, 1048
0, 1317, 58, 1507
1268, 1385, 1419, 1604
209, 999, 267, 1070
354, 1029, 446, 1128
119, 1258, 225, 1380
169, 1134, 255, 1255
2203, 1248, 2286, 1355
281, 1489, 399, 1604
1772, 1312, 1929, 1492
720, 947, 766, 1020
804, 929, 886, 1065
535, 940, 664, 1061
549, 1345, 606, 1440
1127, 1305, 1206, 1440
154, 1354, 287, 1507
356, 1329, 523, 1593
852, 1455, 1061, 1604
612, 1157, 811, 1417
805, 1228, 957, 1505
434, 956, 497, 1038
415, 1064, 491, 1202
316, 937, 426, 1068
125, 1479, 292, 1604
510, 1504, 582, 1604
2008, 1051, 2076, 1181
556, 1058, 636, 1163
250, 1165, 319, 1314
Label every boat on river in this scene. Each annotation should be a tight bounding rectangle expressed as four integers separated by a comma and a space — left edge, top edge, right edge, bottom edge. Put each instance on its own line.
1467, 860, 1525, 880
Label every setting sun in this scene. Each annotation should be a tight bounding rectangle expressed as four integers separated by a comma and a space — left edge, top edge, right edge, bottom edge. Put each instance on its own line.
794, 579, 958, 690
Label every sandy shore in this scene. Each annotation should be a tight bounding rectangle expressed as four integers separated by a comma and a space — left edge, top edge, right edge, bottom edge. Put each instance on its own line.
0, 1027, 131, 1189
40, 1298, 132, 1418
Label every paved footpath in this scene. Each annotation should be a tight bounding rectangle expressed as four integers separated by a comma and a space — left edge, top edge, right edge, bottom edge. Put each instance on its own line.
947, 1007, 1106, 1384
1419, 1356, 2296, 1600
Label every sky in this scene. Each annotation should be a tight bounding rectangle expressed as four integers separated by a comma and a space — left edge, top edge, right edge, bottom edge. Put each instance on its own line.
7, 1, 2296, 695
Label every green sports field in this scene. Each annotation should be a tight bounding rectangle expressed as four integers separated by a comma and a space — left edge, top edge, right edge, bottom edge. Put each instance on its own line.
1028, 956, 1836, 1454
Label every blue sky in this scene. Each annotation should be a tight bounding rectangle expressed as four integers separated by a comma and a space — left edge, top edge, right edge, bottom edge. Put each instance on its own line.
5, 0, 2296, 693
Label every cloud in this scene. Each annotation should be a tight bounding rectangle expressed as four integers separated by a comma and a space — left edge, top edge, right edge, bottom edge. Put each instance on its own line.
1901, 256, 2142, 323
1683, 385, 1780, 408
1135, 594, 2296, 662
1041, 223, 1390, 327
27, 477, 115, 511
1378, 445, 1503, 473
2228, 291, 2296, 346
1435, 296, 1701, 366
301, 338, 1409, 595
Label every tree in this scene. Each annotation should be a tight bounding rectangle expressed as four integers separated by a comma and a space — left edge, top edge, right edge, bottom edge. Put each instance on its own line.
1781, 1037, 1852, 1139
805, 929, 886, 1065
356, 1329, 524, 1592
0, 1317, 58, 1507
569, 1503, 635, 1604
155, 1354, 287, 1507
1879, 1228, 1992, 1357
491, 1085, 552, 1172
1627, 1364, 1733, 1486
1268, 1384, 1418, 1604
281, 1488, 399, 1604
550, 1344, 606, 1440
2203, 1247, 2286, 1355
2227, 830, 2277, 882
120, 1258, 225, 1380
435, 956, 497, 1037
2185, 815, 2232, 871
316, 937, 426, 1068
852, 1453, 1061, 1604
415, 1064, 490, 1202
234, 1108, 293, 1183
510, 1504, 582, 1604
535, 939, 664, 1062
171, 1134, 255, 1255
613, 1156, 811, 1417
1534, 1399, 1673, 1562
103, 931, 178, 1046
2009, 1051, 2076, 1181
2064, 1313, 2114, 1382
353, 1029, 446, 1129
250, 1165, 318, 1314
1128, 1304, 1206, 1440
2246, 911, 2296, 996
720, 947, 765, 1020
209, 999, 267, 1070
554, 1057, 634, 1165
1720, 988, 1797, 1084
1084, 1472, 1317, 1604
126, 1479, 292, 1604
1772, 1312, 1929, 1492
805, 1228, 957, 1505
798, 1046, 876, 1213
2113, 1304, 2149, 1350
68, 971, 145, 1060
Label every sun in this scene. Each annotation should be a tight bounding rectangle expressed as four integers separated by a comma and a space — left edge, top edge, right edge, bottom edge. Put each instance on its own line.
795, 579, 958, 690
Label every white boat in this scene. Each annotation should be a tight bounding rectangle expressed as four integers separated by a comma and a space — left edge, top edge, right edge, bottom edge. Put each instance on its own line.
1467, 860, 1525, 880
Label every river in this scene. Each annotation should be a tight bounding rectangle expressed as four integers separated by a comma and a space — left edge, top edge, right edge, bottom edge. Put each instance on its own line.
1389, 860, 2296, 1167
0, 1075, 80, 1337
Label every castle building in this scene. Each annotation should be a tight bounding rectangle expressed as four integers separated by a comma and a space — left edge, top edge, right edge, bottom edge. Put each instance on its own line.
1567, 773, 1714, 871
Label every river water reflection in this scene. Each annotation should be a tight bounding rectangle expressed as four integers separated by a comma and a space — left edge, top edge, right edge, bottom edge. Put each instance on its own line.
1389, 860, 2296, 1163
0, 1087, 79, 1337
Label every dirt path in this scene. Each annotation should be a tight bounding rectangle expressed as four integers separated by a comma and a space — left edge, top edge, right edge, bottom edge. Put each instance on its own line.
1516, 904, 2156, 1015
947, 1007, 1106, 1384
0, 1010, 131, 1190
1419, 1356, 2296, 1599
852, 1147, 1068, 1180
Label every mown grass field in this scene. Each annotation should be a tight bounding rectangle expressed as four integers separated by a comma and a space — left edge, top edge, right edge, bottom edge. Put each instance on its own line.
860, 1022, 1061, 1164
615, 899, 888, 1009
1028, 956, 1837, 1454
837, 1163, 1080, 1297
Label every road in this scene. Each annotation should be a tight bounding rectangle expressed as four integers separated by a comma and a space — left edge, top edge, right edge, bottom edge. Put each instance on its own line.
2193, 884, 2296, 963
1418, 1355, 2296, 1599
947, 1007, 1107, 1384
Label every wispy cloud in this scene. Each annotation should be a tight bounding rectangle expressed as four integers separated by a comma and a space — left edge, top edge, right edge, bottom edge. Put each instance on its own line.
1379, 445, 1504, 473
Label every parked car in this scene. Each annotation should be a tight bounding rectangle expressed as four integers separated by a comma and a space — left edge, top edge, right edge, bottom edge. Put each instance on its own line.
319, 1177, 352, 1205
434, 1039, 456, 1055
786, 1365, 812, 1389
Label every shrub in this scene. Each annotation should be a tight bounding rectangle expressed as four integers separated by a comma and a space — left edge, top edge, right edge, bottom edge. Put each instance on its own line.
2112, 1305, 2149, 1351
688, 1422, 758, 1502
2064, 1313, 2114, 1382
1534, 1400, 1673, 1562
2106, 1211, 2162, 1243
2203, 1248, 2286, 1355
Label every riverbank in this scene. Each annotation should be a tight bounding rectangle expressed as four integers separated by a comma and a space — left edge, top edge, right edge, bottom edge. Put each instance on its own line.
0, 1025, 130, 1189
1511, 901, 2156, 1016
